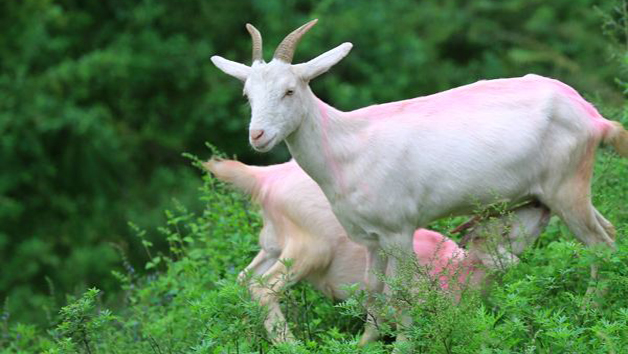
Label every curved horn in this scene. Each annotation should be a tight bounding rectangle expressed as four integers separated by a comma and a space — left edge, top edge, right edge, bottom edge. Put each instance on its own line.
273, 19, 318, 63
246, 23, 263, 63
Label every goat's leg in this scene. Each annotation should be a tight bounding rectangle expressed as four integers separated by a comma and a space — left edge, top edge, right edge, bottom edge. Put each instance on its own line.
548, 195, 615, 248
249, 257, 304, 343
506, 204, 551, 256
543, 180, 616, 302
594, 208, 616, 241
384, 234, 416, 352
585, 207, 615, 302
358, 244, 388, 347
239, 249, 277, 282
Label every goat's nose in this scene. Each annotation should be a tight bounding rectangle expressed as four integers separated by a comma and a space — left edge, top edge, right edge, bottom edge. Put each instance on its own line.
250, 129, 265, 141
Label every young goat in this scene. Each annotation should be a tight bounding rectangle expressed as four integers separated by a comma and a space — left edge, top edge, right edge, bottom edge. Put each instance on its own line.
211, 20, 627, 344
204, 158, 550, 342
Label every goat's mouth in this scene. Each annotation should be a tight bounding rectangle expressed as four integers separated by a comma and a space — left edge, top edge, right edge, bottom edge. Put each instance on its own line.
251, 134, 277, 152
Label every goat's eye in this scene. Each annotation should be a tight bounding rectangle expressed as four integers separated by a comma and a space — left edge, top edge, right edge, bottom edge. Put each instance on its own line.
285, 89, 294, 97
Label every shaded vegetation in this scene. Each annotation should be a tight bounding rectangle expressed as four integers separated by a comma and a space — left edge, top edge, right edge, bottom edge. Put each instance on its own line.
1, 142, 626, 352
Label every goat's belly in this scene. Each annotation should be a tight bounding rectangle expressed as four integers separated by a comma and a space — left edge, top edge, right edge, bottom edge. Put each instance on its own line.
334, 147, 541, 235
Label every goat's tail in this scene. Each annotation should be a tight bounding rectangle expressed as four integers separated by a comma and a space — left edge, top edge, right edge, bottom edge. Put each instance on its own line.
604, 121, 628, 158
203, 158, 258, 196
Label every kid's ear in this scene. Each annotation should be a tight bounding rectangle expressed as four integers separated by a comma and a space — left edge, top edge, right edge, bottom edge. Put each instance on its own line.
294, 42, 353, 81
211, 56, 251, 81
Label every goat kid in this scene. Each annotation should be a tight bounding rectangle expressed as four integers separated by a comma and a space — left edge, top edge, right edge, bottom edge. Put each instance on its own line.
211, 20, 627, 344
204, 158, 550, 342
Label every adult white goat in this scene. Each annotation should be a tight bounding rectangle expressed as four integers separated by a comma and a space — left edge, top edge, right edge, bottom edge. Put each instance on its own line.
211, 20, 628, 344
204, 158, 550, 342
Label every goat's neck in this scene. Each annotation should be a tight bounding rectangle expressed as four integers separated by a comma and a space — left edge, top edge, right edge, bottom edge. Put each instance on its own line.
285, 90, 367, 197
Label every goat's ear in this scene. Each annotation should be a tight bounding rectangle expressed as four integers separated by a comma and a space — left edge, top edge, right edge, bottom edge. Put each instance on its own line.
294, 42, 353, 81
211, 56, 250, 81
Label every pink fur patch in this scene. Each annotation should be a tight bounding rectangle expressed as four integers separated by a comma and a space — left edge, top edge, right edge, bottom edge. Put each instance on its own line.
546, 77, 611, 134
413, 229, 471, 290
344, 75, 612, 136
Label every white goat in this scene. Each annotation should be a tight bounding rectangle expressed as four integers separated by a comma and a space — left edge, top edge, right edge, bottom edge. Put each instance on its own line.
204, 158, 550, 342
211, 20, 628, 344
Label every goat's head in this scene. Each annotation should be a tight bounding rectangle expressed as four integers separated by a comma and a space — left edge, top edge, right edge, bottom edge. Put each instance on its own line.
211, 20, 352, 152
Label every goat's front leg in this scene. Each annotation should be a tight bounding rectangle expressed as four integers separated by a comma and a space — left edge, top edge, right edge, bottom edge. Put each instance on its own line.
249, 256, 304, 343
358, 244, 388, 346
239, 249, 277, 283
385, 234, 417, 352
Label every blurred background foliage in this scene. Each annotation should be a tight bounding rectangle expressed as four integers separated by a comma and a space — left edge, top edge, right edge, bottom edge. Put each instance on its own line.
0, 0, 624, 324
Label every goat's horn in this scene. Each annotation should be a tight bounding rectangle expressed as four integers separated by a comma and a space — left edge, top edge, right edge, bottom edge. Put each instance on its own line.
246, 23, 263, 63
273, 19, 318, 63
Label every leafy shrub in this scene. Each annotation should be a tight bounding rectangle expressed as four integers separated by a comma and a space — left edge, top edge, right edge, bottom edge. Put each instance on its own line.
0, 133, 623, 353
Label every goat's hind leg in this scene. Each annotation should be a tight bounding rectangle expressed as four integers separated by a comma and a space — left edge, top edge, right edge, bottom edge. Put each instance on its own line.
549, 194, 615, 248
543, 181, 616, 302
587, 207, 616, 300
594, 208, 617, 241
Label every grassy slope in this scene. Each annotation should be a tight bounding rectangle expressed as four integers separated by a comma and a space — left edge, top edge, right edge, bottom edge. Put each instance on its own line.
2, 114, 627, 353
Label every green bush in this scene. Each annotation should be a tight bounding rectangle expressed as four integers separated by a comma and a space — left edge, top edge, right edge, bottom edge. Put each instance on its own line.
1, 133, 625, 353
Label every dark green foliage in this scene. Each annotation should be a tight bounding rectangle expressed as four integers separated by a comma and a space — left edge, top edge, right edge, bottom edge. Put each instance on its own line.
1, 137, 625, 353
